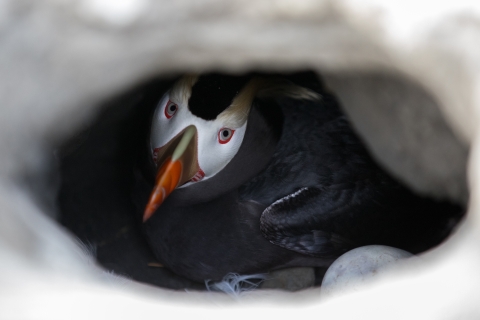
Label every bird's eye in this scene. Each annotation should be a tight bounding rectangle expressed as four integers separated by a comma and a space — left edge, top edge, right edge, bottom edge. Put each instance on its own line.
218, 128, 234, 144
164, 100, 178, 119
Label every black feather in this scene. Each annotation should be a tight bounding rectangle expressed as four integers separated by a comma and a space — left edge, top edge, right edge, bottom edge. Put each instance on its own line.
188, 73, 251, 120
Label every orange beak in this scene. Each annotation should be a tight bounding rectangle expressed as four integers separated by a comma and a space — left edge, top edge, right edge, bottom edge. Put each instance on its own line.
143, 157, 182, 221
143, 126, 199, 222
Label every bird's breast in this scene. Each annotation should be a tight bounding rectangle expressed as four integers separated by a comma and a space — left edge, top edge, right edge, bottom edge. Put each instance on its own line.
142, 193, 294, 282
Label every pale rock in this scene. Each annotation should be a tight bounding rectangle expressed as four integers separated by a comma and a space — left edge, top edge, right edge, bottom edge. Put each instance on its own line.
261, 267, 316, 291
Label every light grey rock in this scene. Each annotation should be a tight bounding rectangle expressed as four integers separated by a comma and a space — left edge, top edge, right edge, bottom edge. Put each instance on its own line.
321, 245, 413, 298
323, 73, 468, 203
261, 267, 315, 291
0, 0, 469, 204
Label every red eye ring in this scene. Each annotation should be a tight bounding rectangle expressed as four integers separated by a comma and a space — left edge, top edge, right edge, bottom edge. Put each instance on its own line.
218, 128, 235, 144
164, 100, 178, 119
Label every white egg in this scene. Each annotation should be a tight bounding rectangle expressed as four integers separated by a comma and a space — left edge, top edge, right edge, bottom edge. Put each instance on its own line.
321, 245, 414, 298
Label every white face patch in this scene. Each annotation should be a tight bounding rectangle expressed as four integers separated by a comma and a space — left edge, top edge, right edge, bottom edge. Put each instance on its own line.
150, 91, 248, 188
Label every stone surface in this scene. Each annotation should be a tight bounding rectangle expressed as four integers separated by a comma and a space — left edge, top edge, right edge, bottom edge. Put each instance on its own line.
323, 73, 469, 203
0, 0, 469, 204
321, 245, 413, 298
261, 267, 316, 291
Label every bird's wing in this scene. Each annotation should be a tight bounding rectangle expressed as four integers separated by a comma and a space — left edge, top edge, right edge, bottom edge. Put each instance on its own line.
259, 182, 397, 257
260, 174, 465, 257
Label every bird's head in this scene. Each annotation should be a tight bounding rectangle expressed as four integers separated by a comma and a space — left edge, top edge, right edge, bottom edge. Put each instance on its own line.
143, 73, 320, 221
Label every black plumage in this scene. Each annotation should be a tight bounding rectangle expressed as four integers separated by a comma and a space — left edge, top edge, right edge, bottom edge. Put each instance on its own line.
132, 72, 463, 283
188, 73, 251, 120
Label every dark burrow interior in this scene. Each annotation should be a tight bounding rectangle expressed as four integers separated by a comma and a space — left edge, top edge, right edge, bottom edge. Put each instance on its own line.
55, 70, 466, 291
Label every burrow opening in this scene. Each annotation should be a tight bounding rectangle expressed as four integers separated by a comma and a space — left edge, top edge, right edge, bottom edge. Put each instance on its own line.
54, 70, 467, 292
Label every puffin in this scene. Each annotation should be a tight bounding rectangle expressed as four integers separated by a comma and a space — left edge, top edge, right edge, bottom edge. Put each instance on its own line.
132, 72, 462, 283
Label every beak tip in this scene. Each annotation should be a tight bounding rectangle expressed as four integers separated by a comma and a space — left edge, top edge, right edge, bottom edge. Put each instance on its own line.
143, 206, 155, 222
143, 157, 183, 222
